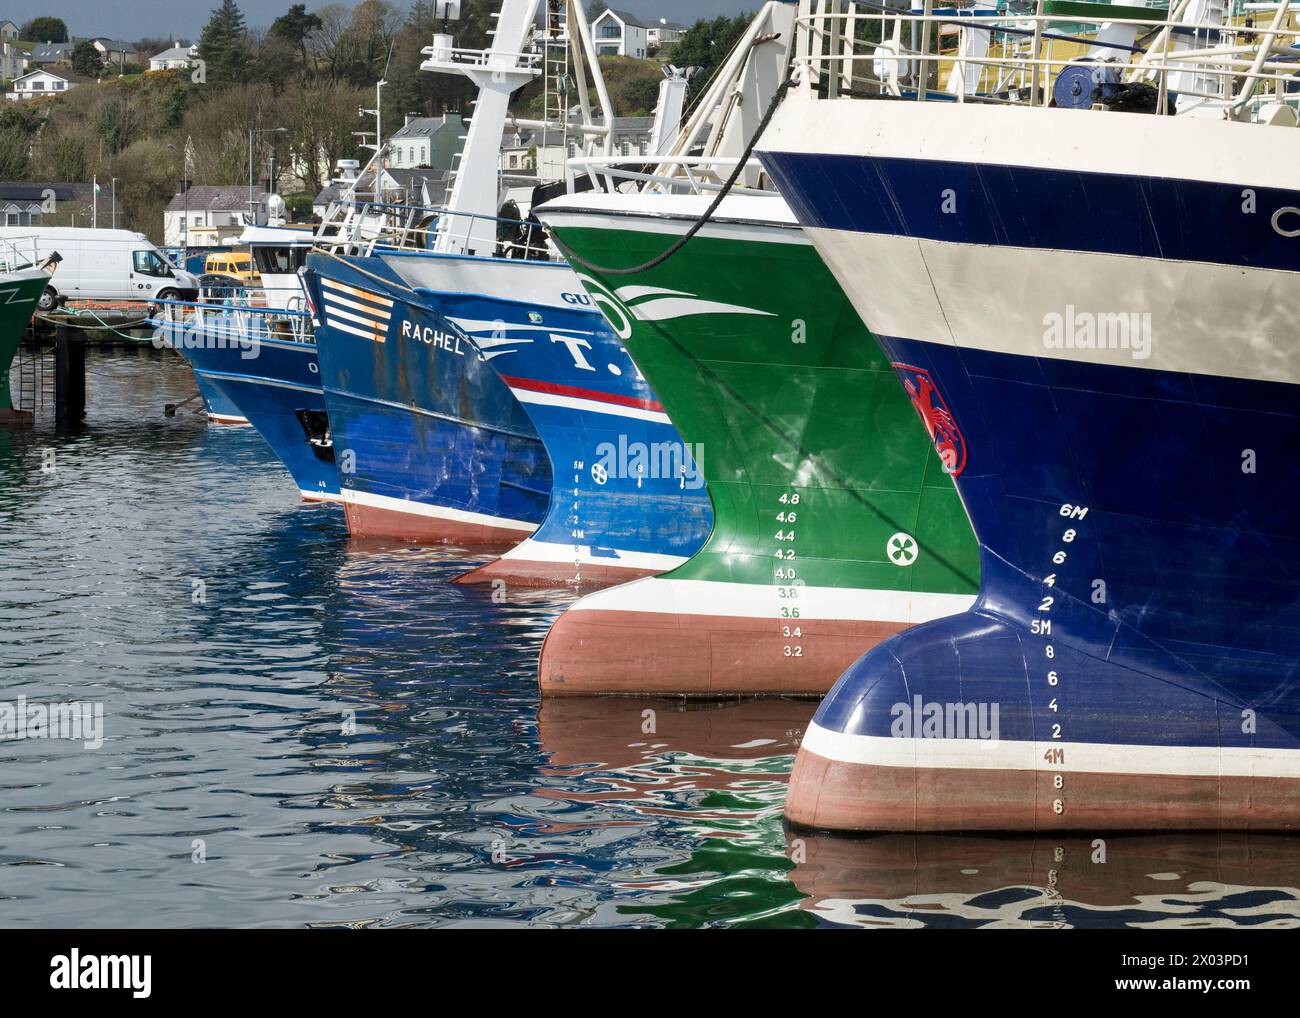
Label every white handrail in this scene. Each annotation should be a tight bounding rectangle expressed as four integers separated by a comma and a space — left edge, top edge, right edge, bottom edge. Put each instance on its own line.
791, 2, 1300, 114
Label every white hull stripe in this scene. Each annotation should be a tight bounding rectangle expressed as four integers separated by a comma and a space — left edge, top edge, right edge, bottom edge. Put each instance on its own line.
326, 317, 386, 343
322, 302, 389, 330
341, 487, 537, 532
540, 193, 809, 246
195, 370, 319, 395
569, 576, 975, 623
206, 413, 250, 425
800, 720, 1300, 780
321, 276, 393, 309
322, 290, 391, 320
492, 538, 687, 572
805, 226, 1300, 387
508, 387, 672, 424
761, 95, 1300, 190
628, 295, 776, 322
449, 317, 576, 338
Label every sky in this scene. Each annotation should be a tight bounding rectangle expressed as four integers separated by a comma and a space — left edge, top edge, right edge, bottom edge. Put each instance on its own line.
28, 1, 763, 42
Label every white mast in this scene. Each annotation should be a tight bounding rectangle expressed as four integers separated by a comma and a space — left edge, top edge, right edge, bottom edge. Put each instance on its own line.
420, 0, 615, 253
422, 0, 543, 255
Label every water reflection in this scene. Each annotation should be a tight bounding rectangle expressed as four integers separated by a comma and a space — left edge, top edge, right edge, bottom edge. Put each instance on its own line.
5, 350, 1300, 928
787, 831, 1300, 929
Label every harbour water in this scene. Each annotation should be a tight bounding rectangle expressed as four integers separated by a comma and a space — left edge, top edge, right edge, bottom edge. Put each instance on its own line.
3, 348, 1300, 929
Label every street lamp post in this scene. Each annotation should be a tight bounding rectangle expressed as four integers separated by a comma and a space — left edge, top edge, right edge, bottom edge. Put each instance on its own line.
111, 177, 118, 229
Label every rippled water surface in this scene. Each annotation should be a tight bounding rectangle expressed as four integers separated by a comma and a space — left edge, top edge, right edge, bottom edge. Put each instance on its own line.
3, 348, 1300, 929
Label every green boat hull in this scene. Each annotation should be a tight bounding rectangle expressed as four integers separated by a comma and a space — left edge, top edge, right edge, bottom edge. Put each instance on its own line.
537, 193, 979, 696
0, 270, 47, 414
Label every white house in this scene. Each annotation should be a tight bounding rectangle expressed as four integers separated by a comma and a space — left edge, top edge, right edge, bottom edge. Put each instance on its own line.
0, 40, 26, 80
0, 20, 18, 43
592, 8, 648, 60
8, 68, 73, 100
149, 45, 197, 72
164, 185, 272, 247
647, 18, 686, 50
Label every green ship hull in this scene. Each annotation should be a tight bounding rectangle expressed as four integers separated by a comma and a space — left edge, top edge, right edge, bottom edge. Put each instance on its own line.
537, 193, 979, 695
0, 269, 48, 416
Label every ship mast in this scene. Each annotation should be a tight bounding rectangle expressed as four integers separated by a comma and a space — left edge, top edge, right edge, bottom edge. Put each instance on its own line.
421, 0, 614, 254
421, 0, 542, 255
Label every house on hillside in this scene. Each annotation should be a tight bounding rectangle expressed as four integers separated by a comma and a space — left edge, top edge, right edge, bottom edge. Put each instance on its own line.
0, 181, 93, 227
376, 168, 449, 208
647, 18, 686, 50
0, 20, 18, 43
312, 178, 364, 220
499, 125, 566, 176
311, 166, 447, 219
8, 68, 75, 100
149, 45, 198, 72
164, 186, 273, 247
0, 40, 27, 80
387, 114, 467, 171
503, 116, 655, 178
30, 42, 74, 66
592, 8, 648, 60
90, 39, 138, 70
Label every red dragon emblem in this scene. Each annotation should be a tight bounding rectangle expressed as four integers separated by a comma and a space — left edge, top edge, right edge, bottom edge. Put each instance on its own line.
892, 363, 967, 477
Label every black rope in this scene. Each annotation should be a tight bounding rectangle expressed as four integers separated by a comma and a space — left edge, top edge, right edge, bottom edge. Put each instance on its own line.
561, 77, 796, 277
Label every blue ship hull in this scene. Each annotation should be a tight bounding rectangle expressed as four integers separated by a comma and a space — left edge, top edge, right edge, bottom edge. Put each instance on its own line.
377, 250, 712, 587
302, 254, 551, 544
158, 320, 338, 500
186, 361, 247, 425
760, 99, 1300, 831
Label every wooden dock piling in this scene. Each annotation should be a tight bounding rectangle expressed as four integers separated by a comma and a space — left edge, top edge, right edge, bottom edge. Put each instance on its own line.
53, 324, 86, 425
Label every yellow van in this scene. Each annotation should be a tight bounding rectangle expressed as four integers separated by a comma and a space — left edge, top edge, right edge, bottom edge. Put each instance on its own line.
203, 250, 259, 284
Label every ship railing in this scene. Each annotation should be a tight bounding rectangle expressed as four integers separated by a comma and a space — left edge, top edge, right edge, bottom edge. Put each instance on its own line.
565, 155, 778, 197
794, 0, 1300, 119
150, 296, 313, 346
419, 43, 542, 75
0, 236, 47, 275
192, 281, 311, 315
315, 198, 559, 262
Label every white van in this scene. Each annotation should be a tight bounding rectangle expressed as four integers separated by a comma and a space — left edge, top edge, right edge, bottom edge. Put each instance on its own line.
0, 227, 200, 311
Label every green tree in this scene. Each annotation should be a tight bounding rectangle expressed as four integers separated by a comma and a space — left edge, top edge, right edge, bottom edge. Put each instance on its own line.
383, 0, 494, 125
21, 16, 68, 42
270, 3, 323, 69
0, 105, 41, 178
198, 0, 252, 86
161, 85, 192, 131
71, 41, 105, 78
96, 94, 143, 153
668, 15, 751, 99
622, 76, 661, 116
